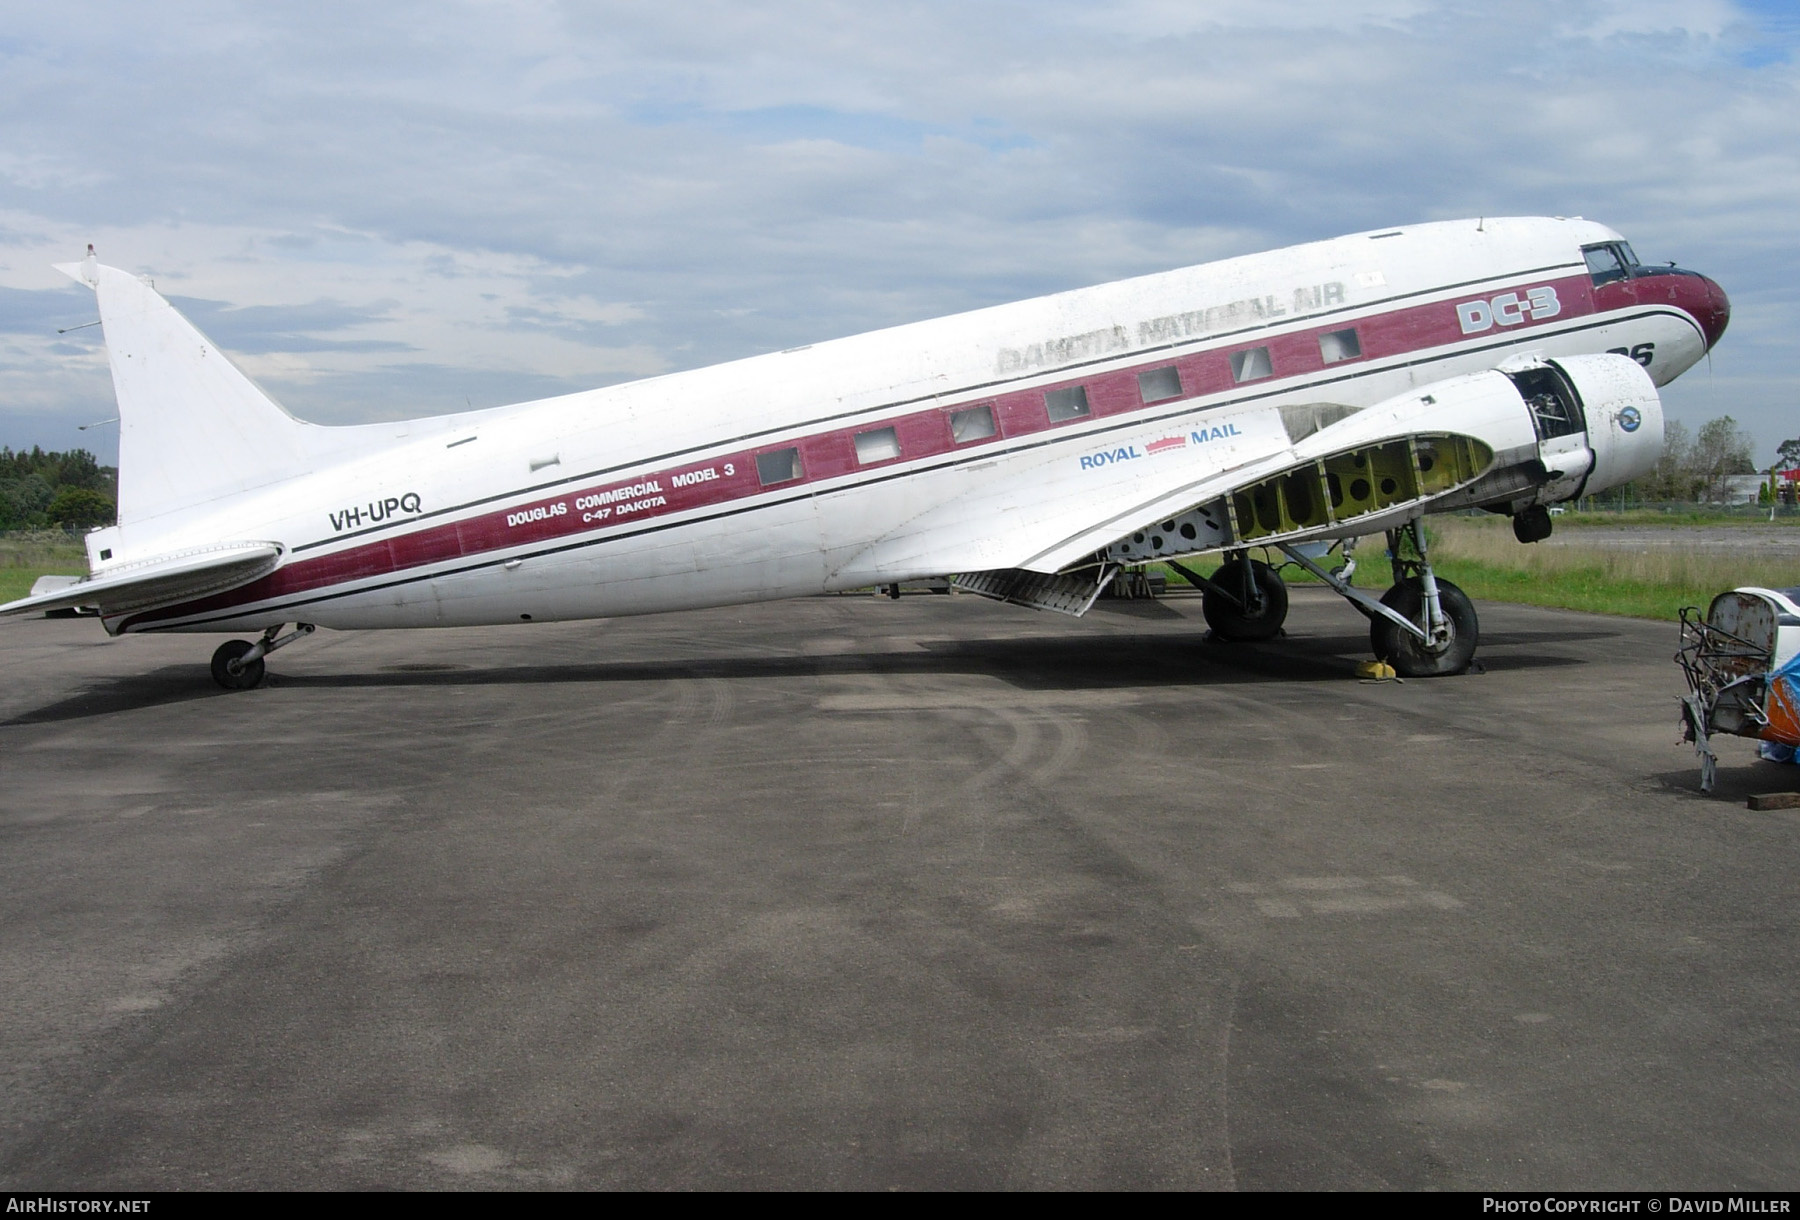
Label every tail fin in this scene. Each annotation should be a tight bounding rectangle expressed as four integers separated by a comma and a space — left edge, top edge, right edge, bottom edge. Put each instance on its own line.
57, 252, 316, 530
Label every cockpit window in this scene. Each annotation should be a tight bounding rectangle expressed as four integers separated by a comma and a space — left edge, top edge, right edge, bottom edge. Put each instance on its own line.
1583, 241, 1643, 286
1583, 243, 1627, 286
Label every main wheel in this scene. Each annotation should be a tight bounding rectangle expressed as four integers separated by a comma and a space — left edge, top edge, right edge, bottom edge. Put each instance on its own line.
210, 639, 266, 690
1368, 578, 1478, 677
1202, 558, 1289, 642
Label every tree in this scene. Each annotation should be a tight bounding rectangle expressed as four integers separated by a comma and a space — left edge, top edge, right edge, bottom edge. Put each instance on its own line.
0, 473, 55, 528
45, 486, 115, 529
1692, 415, 1755, 501
0, 447, 115, 496
1630, 418, 1692, 501
1776, 437, 1800, 472
49, 449, 108, 492
0, 448, 118, 528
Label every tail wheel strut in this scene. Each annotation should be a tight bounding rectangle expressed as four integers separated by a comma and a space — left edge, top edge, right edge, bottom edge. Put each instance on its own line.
210, 623, 314, 691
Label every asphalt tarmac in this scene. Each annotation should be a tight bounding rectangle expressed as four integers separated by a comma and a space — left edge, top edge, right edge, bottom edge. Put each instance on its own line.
1, 587, 1795, 1190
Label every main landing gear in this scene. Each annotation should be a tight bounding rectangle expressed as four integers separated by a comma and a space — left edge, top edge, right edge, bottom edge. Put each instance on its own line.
210, 623, 314, 690
1164, 552, 1290, 641
1188, 518, 1477, 678
1200, 553, 1290, 641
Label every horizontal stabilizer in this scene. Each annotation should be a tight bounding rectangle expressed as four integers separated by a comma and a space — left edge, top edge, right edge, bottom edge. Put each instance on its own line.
0, 542, 282, 619
952, 566, 1116, 617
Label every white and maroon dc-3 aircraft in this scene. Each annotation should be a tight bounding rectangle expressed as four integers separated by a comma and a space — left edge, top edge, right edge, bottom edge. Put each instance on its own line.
2, 217, 1729, 687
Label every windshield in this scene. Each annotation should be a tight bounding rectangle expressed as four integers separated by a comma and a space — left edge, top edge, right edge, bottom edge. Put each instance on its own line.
1583, 241, 1645, 286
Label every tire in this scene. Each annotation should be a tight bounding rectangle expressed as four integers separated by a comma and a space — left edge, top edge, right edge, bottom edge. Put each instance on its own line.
1368, 578, 1478, 677
210, 639, 266, 690
1513, 505, 1553, 543
1202, 558, 1289, 642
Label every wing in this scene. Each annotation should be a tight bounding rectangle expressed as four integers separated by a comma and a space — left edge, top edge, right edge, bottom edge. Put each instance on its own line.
837, 354, 1659, 609
833, 402, 1297, 585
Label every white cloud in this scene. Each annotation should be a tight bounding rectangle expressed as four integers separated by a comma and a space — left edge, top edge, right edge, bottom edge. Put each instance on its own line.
0, 0, 1794, 460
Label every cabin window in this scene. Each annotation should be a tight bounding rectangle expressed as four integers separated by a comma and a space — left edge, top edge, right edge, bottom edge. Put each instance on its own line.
1045, 386, 1090, 423
1230, 346, 1272, 383
1318, 328, 1361, 364
853, 427, 901, 465
756, 447, 803, 485
949, 404, 996, 444
1137, 366, 1182, 403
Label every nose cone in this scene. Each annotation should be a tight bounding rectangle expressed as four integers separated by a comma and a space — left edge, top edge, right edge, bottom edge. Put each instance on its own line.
1695, 274, 1731, 350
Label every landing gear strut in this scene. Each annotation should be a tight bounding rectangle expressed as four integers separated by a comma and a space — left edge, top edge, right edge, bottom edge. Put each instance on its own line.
1275, 518, 1479, 677
210, 623, 314, 690
1370, 577, 1478, 677
1369, 520, 1477, 677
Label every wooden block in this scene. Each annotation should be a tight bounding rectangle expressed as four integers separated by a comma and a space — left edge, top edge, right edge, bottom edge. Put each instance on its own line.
1747, 792, 1800, 811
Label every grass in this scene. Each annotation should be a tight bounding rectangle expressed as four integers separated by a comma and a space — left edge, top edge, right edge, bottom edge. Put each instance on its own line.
0, 530, 89, 604
1423, 517, 1797, 621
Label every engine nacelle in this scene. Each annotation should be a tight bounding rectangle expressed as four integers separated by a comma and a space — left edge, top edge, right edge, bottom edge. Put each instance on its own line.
1555, 352, 1664, 498
1414, 353, 1664, 516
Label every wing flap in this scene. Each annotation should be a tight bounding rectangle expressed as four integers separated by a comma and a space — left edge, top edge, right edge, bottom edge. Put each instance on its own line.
952, 566, 1117, 616
0, 542, 282, 618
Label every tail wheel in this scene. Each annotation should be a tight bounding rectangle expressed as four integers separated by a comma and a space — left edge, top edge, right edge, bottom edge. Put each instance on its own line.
1369, 578, 1478, 677
210, 639, 266, 690
1202, 558, 1289, 642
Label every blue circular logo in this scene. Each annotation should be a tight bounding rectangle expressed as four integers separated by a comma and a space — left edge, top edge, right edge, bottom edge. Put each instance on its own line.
1619, 406, 1642, 433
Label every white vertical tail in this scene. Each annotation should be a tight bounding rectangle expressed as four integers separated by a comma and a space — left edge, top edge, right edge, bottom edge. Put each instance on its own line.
57, 253, 318, 531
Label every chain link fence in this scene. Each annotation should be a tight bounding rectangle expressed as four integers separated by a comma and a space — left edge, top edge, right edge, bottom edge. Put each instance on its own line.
1564, 499, 1800, 520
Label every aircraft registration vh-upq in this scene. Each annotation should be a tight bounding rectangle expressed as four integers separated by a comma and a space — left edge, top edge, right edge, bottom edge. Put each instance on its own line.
2, 217, 1729, 688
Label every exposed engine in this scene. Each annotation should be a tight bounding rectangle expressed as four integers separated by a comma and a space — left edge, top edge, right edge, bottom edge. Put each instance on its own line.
1492, 352, 1664, 515
1103, 353, 1665, 566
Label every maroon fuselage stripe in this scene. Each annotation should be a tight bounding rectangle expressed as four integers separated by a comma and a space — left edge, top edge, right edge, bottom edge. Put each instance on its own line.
120, 268, 1709, 631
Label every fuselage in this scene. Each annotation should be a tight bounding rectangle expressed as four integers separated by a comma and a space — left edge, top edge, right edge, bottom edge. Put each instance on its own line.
87, 216, 1728, 635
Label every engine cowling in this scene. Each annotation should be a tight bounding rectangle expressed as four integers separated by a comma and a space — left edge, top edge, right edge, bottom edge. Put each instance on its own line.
1554, 352, 1663, 498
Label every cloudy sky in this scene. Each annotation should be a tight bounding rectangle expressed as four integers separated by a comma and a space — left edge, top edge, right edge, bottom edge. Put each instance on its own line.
1, 0, 1795, 466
